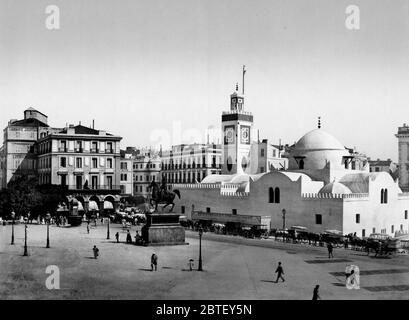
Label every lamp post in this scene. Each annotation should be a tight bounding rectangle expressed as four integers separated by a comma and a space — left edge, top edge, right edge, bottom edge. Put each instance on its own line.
282, 209, 286, 242
11, 211, 15, 245
46, 212, 51, 248
106, 215, 110, 240
198, 227, 203, 271
282, 209, 286, 230
23, 223, 28, 256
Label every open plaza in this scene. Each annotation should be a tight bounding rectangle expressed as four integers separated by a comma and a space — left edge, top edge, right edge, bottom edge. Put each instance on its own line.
1, 221, 409, 300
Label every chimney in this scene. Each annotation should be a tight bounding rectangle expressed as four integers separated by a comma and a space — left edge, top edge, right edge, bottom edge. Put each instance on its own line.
92, 119, 95, 129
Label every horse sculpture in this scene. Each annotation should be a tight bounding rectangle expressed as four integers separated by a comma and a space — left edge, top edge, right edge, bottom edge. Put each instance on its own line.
148, 181, 181, 212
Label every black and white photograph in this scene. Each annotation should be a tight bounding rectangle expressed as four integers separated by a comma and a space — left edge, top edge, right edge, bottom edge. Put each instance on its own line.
1, 0, 409, 310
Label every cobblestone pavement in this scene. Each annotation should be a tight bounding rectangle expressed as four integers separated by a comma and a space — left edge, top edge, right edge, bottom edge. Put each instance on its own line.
1, 223, 409, 299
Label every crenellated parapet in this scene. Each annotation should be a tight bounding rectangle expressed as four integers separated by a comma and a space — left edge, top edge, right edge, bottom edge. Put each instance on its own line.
171, 183, 221, 189
220, 191, 250, 198
301, 193, 369, 200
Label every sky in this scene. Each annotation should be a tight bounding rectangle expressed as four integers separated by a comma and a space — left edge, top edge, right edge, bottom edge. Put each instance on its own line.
1, 0, 409, 161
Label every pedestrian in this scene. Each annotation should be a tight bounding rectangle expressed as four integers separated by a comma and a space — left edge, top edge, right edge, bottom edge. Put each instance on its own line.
275, 262, 285, 283
327, 242, 334, 259
151, 253, 158, 271
115, 232, 119, 243
312, 285, 321, 300
126, 230, 132, 244
93, 245, 99, 259
87, 224, 90, 234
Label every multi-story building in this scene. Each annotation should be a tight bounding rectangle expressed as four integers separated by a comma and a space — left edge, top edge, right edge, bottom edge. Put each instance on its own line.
368, 158, 398, 174
250, 139, 288, 173
0, 108, 61, 189
396, 124, 409, 191
35, 124, 122, 213
132, 151, 161, 198
120, 150, 134, 196
161, 143, 222, 184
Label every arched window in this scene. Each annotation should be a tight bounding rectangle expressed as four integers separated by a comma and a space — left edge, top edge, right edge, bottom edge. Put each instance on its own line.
381, 189, 384, 204
384, 189, 388, 204
269, 187, 274, 203
274, 187, 280, 203
299, 159, 304, 170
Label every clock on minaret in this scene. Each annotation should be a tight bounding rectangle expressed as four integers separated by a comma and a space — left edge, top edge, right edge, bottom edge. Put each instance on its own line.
240, 126, 250, 144
224, 125, 235, 144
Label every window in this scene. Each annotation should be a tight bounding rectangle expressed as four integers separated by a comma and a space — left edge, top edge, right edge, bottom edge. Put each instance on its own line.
274, 187, 280, 203
315, 214, 322, 225
362, 229, 366, 237
232, 209, 237, 215
299, 159, 304, 170
372, 227, 376, 234
60, 175, 66, 186
60, 141, 67, 152
381, 188, 388, 204
260, 167, 265, 173
60, 157, 67, 168
269, 187, 274, 203
391, 225, 394, 234
206, 207, 211, 213
107, 142, 113, 153
91, 176, 98, 189
76, 158, 82, 168
91, 142, 98, 152
401, 224, 403, 231
76, 176, 82, 189
106, 176, 113, 189
261, 149, 265, 157
181, 206, 185, 214
375, 167, 380, 172
107, 158, 113, 169
76, 141, 82, 152
405, 210, 408, 220
121, 162, 127, 170
92, 158, 98, 169
356, 214, 360, 224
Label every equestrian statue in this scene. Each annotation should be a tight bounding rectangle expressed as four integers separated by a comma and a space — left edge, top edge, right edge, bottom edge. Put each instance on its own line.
148, 177, 181, 212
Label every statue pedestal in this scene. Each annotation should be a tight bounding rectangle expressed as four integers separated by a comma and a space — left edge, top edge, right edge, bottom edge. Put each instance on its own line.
142, 213, 187, 246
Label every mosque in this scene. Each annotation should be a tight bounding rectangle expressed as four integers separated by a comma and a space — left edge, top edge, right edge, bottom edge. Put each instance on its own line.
171, 86, 409, 237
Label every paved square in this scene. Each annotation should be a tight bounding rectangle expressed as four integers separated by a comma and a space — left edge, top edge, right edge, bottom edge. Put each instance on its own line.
1, 223, 409, 299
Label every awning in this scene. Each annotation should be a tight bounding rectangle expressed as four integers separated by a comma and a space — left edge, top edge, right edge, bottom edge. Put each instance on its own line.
324, 229, 342, 235
104, 201, 114, 210
291, 226, 308, 231
77, 201, 85, 212
179, 215, 187, 221
89, 201, 99, 211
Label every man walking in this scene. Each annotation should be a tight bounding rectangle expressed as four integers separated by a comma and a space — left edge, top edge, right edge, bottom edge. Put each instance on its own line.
126, 230, 132, 244
93, 245, 99, 259
275, 262, 285, 283
312, 285, 321, 300
115, 232, 119, 243
87, 223, 90, 234
151, 253, 158, 271
327, 242, 334, 259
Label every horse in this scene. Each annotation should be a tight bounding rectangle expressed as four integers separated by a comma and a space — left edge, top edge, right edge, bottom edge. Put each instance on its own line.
148, 181, 181, 212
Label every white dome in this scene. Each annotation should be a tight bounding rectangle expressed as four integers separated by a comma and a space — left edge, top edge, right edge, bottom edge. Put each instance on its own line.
319, 182, 352, 194
295, 129, 345, 151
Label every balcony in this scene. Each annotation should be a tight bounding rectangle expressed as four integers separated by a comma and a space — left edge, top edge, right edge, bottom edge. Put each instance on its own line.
90, 148, 99, 153
67, 185, 121, 192
58, 148, 67, 152
74, 148, 83, 153
106, 149, 114, 154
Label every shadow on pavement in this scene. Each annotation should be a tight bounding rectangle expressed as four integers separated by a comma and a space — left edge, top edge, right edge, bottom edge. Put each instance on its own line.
138, 268, 153, 271
260, 280, 276, 283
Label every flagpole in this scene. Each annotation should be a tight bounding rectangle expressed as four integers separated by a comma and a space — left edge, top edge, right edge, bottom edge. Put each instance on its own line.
242, 65, 246, 95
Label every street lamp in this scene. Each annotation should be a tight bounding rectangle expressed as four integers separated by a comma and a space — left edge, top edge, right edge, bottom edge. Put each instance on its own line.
282, 209, 286, 242
23, 223, 28, 256
198, 227, 203, 271
282, 209, 286, 230
11, 211, 15, 245
46, 212, 51, 248
106, 215, 110, 240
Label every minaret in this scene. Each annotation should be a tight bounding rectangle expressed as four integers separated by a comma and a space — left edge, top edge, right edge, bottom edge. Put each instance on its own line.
221, 82, 254, 174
